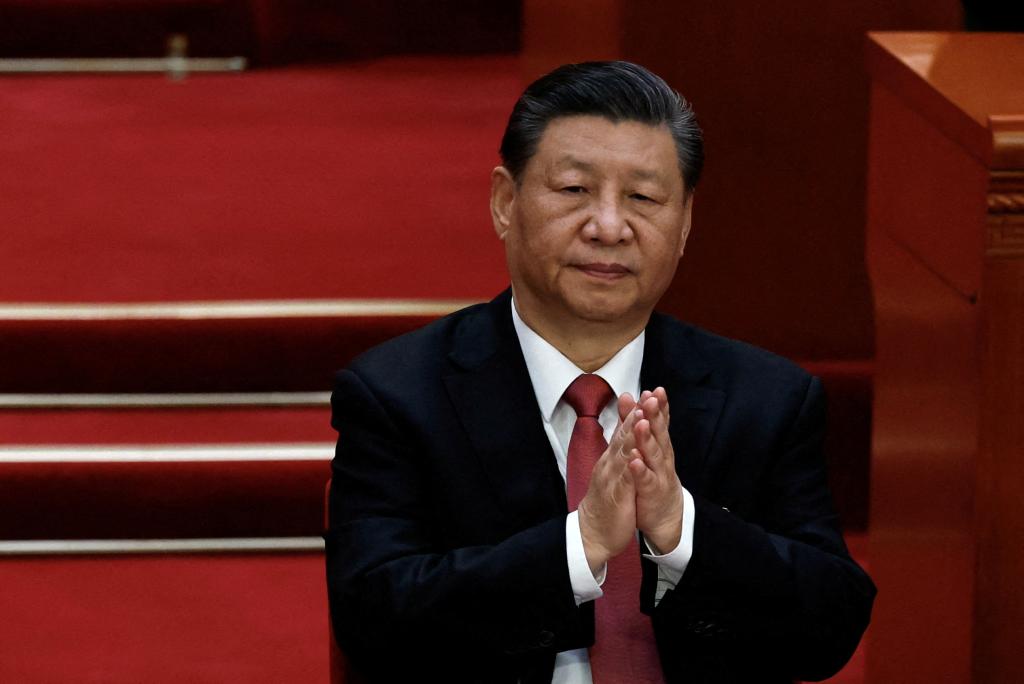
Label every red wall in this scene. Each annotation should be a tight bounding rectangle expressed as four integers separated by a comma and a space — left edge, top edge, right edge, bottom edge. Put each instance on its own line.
524, 1, 963, 360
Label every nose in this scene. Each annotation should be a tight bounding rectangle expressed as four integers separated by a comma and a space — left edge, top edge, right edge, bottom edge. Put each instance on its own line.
582, 195, 634, 245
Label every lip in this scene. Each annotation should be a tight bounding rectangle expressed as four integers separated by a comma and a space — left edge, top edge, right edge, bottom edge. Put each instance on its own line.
574, 262, 632, 279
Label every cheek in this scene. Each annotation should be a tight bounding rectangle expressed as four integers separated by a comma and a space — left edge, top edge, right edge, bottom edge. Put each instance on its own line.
641, 225, 685, 275
521, 237, 563, 277
506, 229, 555, 281
510, 196, 589, 272
521, 221, 576, 260
523, 194, 583, 230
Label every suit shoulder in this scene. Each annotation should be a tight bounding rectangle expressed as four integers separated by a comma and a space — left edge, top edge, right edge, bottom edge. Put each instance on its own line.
338, 300, 489, 385
653, 313, 814, 391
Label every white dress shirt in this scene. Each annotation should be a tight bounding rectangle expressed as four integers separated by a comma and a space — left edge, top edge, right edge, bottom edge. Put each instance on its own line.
510, 299, 696, 684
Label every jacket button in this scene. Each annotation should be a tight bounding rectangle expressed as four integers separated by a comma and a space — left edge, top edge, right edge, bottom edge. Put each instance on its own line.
538, 630, 555, 646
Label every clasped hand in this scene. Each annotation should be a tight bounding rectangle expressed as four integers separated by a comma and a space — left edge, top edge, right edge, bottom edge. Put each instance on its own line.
577, 388, 683, 575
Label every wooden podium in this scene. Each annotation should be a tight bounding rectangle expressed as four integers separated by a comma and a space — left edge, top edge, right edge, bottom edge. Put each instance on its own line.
865, 32, 1024, 683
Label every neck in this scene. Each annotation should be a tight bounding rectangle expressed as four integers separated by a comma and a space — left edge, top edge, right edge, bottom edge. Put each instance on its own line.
513, 297, 647, 373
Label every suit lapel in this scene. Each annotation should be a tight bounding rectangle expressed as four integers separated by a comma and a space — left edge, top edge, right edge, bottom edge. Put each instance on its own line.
640, 313, 726, 495
443, 290, 567, 528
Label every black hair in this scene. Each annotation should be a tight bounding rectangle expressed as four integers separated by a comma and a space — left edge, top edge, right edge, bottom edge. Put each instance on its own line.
499, 61, 704, 192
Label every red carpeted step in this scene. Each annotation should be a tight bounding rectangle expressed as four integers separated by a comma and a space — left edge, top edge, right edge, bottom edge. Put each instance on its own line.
1, 457, 330, 539
0, 405, 333, 539
0, 405, 332, 444
1, 58, 514, 394
0, 310, 462, 392
0, 551, 328, 683
0, 537, 869, 683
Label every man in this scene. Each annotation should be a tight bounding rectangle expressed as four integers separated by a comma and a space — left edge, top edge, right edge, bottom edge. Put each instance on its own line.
326, 61, 875, 683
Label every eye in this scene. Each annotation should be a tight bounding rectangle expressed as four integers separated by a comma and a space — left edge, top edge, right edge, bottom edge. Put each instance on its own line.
561, 186, 586, 194
631, 193, 654, 202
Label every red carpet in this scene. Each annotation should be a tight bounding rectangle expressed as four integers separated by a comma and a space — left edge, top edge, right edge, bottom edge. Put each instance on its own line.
0, 552, 327, 683
0, 314, 457, 393
0, 539, 867, 683
0, 406, 333, 538
1, 57, 516, 303
0, 405, 332, 444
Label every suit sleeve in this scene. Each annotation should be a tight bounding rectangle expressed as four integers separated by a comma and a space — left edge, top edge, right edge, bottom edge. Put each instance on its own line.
325, 368, 585, 677
652, 376, 876, 682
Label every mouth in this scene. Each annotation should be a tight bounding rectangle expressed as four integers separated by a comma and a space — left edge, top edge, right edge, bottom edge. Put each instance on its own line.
573, 262, 632, 280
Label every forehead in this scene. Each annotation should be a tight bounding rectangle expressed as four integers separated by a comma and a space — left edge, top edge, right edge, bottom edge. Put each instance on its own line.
530, 115, 681, 184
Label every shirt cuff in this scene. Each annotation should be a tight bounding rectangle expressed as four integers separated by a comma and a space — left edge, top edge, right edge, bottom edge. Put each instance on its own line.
641, 486, 695, 583
566, 510, 605, 605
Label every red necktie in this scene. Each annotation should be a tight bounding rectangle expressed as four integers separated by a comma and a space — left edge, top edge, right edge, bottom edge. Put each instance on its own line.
564, 374, 664, 684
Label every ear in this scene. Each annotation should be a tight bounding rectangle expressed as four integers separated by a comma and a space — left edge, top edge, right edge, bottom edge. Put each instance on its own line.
490, 166, 516, 241
677, 193, 694, 258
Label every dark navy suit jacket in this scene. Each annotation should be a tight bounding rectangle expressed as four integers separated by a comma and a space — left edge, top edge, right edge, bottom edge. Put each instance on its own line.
326, 289, 875, 683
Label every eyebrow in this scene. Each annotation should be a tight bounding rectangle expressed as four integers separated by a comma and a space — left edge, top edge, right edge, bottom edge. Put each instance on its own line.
628, 168, 663, 182
552, 156, 595, 172
551, 156, 666, 182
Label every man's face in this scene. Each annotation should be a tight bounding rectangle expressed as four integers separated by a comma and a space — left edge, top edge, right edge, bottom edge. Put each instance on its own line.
491, 115, 692, 329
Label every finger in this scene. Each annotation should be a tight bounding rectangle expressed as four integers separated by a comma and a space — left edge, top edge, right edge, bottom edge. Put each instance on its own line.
628, 449, 656, 491
617, 393, 636, 423
618, 449, 642, 489
640, 395, 660, 422
606, 407, 640, 468
654, 387, 670, 422
618, 406, 639, 440
637, 398, 666, 445
641, 394, 673, 461
632, 418, 663, 466
618, 409, 643, 458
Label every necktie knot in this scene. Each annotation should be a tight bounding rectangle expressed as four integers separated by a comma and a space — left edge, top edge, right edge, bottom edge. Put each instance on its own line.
564, 373, 614, 418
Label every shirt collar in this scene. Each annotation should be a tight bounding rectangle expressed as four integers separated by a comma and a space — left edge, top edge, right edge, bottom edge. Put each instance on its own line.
511, 297, 645, 422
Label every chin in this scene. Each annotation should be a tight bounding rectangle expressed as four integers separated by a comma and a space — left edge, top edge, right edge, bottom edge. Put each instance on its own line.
565, 294, 638, 323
